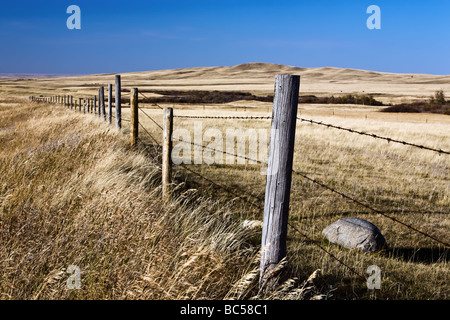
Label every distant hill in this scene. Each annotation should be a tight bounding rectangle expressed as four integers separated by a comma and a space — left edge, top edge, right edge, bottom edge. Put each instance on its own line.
1, 63, 449, 104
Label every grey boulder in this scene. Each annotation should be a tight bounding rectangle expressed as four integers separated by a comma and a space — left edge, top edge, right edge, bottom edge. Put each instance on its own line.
322, 218, 386, 252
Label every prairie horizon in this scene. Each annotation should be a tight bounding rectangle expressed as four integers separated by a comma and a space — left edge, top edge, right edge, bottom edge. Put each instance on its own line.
1, 0, 449, 307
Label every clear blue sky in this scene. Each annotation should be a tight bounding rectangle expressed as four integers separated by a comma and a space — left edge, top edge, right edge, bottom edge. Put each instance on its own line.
0, 0, 449, 75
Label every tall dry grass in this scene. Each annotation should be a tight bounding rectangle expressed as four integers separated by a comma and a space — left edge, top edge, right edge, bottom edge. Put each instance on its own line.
0, 97, 269, 300
1, 95, 449, 300
129, 105, 449, 299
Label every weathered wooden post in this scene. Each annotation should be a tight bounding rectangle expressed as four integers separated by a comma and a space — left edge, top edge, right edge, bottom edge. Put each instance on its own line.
94, 95, 97, 114
130, 88, 139, 147
83, 99, 86, 113
162, 107, 173, 200
115, 75, 122, 129
78, 98, 82, 112
259, 74, 300, 293
108, 84, 113, 125
70, 96, 73, 109
87, 98, 90, 113
99, 87, 105, 120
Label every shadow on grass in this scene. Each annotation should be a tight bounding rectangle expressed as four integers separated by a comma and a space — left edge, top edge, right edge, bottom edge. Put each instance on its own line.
385, 247, 449, 264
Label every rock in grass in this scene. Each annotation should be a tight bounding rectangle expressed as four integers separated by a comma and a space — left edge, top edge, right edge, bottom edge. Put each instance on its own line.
322, 218, 386, 252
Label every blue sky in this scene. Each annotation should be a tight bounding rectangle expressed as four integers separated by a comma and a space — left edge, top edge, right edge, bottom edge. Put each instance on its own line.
0, 0, 449, 75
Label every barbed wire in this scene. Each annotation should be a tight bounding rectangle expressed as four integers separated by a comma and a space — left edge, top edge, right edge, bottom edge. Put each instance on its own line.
174, 115, 272, 120
173, 137, 449, 248
138, 106, 163, 130
286, 222, 367, 281
138, 121, 159, 145
173, 149, 368, 280
138, 91, 164, 110
296, 117, 450, 155
171, 112, 449, 155
290, 169, 450, 247
179, 163, 264, 209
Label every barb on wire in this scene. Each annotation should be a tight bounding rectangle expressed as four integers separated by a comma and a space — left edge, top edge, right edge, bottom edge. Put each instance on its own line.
297, 117, 450, 155
174, 115, 272, 120
174, 138, 268, 167
172, 113, 449, 155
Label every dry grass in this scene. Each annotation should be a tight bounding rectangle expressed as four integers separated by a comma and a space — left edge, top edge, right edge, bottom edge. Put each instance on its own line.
131, 105, 449, 300
1, 63, 449, 300
0, 97, 263, 300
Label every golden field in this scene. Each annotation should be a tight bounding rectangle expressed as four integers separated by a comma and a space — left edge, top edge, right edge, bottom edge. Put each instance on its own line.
0, 63, 448, 299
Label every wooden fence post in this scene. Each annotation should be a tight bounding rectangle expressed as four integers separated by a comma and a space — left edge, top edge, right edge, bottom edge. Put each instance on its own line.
162, 107, 173, 200
115, 75, 122, 129
99, 87, 105, 119
130, 88, 139, 147
78, 98, 82, 112
94, 95, 97, 114
259, 74, 300, 293
108, 84, 113, 125
70, 96, 73, 109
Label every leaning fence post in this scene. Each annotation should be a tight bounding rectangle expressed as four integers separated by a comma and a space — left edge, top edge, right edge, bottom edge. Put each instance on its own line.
130, 88, 139, 147
259, 74, 300, 293
162, 107, 173, 200
108, 84, 113, 124
115, 75, 122, 129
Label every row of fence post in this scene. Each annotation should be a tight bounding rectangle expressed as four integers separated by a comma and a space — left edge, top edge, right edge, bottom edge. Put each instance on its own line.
29, 75, 123, 130
29, 73, 300, 294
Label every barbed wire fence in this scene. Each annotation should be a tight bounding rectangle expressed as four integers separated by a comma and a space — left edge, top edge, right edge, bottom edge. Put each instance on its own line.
29, 75, 449, 297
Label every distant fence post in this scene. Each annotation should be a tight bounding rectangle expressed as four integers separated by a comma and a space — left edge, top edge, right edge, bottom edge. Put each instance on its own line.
99, 87, 105, 119
259, 74, 300, 293
70, 96, 73, 109
78, 98, 82, 112
115, 75, 122, 129
94, 95, 97, 114
162, 107, 173, 200
108, 84, 113, 124
130, 88, 139, 147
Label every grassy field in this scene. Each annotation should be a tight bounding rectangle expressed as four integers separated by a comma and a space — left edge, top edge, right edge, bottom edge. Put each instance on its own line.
0, 64, 449, 299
